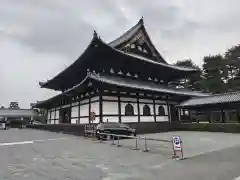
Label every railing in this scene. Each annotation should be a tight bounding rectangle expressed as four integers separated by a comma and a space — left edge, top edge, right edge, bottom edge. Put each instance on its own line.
83, 125, 184, 160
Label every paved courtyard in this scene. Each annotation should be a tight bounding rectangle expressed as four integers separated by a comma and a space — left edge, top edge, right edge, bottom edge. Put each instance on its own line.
1, 129, 240, 180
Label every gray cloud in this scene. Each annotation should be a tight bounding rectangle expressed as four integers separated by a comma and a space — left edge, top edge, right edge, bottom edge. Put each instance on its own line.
1, 0, 240, 108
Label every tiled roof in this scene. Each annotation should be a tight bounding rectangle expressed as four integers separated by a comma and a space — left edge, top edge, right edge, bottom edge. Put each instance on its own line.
89, 73, 209, 97
179, 91, 240, 107
108, 19, 143, 47
117, 51, 197, 72
36, 73, 209, 108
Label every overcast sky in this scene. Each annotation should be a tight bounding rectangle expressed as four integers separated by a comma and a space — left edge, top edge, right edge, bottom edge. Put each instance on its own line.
0, 0, 240, 108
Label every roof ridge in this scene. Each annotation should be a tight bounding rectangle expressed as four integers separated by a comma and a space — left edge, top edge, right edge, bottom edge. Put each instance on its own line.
108, 18, 144, 47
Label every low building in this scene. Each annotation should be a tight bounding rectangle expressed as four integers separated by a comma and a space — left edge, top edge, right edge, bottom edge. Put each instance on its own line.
178, 91, 240, 123
0, 108, 36, 122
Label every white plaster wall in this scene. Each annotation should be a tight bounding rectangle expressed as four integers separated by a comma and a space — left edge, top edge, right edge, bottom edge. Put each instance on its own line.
71, 118, 78, 124
80, 99, 89, 105
121, 97, 137, 102
102, 116, 119, 123
72, 102, 79, 106
56, 110, 59, 119
51, 111, 55, 119
155, 100, 167, 104
156, 116, 169, 122
80, 104, 89, 116
80, 117, 89, 124
91, 96, 99, 101
103, 101, 118, 115
121, 116, 138, 123
71, 106, 78, 118
103, 96, 118, 101
140, 116, 154, 122
139, 99, 153, 103
91, 101, 99, 115
139, 104, 154, 115
47, 111, 50, 120
121, 102, 138, 116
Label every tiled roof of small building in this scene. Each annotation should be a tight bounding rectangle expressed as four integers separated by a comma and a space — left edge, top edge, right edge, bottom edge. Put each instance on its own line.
179, 91, 240, 108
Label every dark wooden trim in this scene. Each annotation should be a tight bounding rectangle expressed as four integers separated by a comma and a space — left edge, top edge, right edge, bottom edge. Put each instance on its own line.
137, 94, 140, 123
166, 96, 171, 122
79, 116, 89, 118
54, 108, 57, 124
153, 98, 156, 122
221, 109, 225, 123
99, 94, 103, 123
78, 102, 80, 124
118, 95, 121, 123
88, 96, 91, 124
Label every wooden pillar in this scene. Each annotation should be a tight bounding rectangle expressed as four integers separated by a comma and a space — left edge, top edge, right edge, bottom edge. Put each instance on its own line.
137, 93, 140, 123
118, 95, 121, 123
45, 109, 48, 124
54, 108, 57, 124
153, 97, 156, 122
99, 93, 103, 123
178, 108, 181, 122
166, 96, 171, 122
69, 102, 72, 124
237, 109, 240, 123
78, 101, 80, 124
196, 111, 199, 123
88, 96, 91, 124
221, 109, 225, 123
49, 110, 52, 124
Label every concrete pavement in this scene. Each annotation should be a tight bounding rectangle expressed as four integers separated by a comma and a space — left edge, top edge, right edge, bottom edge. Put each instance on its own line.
0, 129, 240, 180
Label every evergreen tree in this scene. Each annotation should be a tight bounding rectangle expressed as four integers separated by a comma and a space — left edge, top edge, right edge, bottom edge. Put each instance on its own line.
202, 55, 227, 93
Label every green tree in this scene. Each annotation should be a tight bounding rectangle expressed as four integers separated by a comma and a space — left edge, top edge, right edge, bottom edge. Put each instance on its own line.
202, 55, 227, 93
174, 59, 203, 91
225, 45, 240, 91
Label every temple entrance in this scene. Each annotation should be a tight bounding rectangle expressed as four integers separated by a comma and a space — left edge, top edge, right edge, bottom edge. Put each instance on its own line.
59, 107, 71, 124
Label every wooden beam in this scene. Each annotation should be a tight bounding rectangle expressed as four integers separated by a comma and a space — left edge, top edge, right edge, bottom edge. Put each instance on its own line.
78, 101, 80, 124
153, 97, 156, 122
137, 93, 140, 123
237, 109, 240, 123
99, 92, 103, 123
221, 109, 225, 123
118, 94, 121, 123
166, 96, 171, 122
88, 96, 91, 124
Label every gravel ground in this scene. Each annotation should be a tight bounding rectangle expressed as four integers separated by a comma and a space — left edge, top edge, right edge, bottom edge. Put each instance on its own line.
0, 129, 240, 180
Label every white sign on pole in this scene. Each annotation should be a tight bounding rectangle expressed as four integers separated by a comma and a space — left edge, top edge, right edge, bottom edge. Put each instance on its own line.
172, 136, 182, 151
